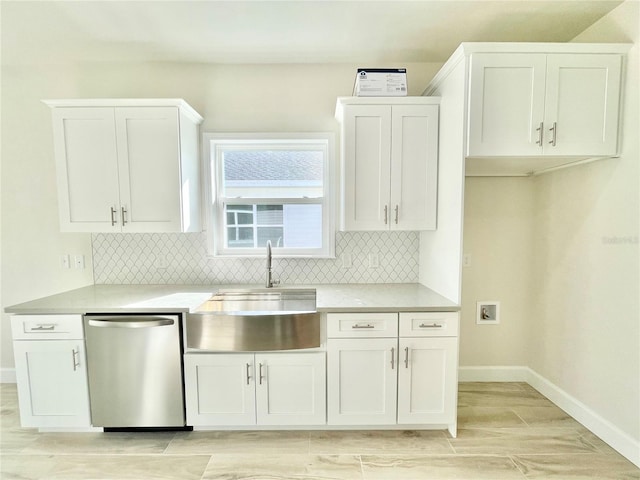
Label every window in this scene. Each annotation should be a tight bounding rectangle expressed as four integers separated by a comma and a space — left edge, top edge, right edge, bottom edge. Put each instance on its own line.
204, 133, 335, 257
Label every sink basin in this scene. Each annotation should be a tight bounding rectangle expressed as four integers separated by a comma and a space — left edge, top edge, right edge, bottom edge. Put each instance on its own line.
195, 288, 317, 315
186, 288, 320, 351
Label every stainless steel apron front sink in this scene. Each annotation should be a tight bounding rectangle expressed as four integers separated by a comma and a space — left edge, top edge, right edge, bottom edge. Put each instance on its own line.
185, 288, 320, 351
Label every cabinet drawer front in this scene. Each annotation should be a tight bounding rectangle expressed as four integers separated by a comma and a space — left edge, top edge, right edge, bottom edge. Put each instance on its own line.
327, 313, 398, 338
11, 314, 84, 340
399, 312, 459, 337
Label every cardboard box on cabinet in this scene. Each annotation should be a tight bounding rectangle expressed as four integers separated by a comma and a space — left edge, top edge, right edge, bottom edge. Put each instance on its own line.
353, 68, 407, 96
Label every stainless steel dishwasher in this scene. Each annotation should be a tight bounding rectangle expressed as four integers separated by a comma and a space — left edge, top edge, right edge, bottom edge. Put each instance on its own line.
84, 314, 185, 428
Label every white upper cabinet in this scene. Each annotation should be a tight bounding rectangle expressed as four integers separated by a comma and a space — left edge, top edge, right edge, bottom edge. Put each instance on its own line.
468, 52, 622, 158
336, 97, 439, 231
44, 99, 203, 232
425, 43, 629, 176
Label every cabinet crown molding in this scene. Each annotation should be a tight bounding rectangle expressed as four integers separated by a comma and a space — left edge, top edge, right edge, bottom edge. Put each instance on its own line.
335, 96, 440, 120
42, 98, 203, 124
423, 42, 632, 96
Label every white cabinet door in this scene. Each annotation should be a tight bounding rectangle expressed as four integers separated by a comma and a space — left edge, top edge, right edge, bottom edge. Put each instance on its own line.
255, 352, 326, 426
327, 338, 398, 425
339, 100, 438, 231
397, 337, 458, 426
341, 105, 392, 231
544, 54, 621, 156
13, 340, 91, 428
390, 105, 439, 230
48, 101, 201, 233
467, 53, 547, 157
115, 107, 183, 232
184, 354, 256, 426
52, 108, 121, 231
467, 52, 622, 158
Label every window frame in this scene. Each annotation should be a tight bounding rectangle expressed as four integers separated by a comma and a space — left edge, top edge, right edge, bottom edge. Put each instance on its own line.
203, 132, 335, 258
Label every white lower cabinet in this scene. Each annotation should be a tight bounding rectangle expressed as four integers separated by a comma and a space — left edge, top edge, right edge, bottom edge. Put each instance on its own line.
397, 337, 458, 425
397, 312, 460, 436
327, 338, 398, 425
10, 315, 91, 428
184, 352, 326, 427
327, 311, 459, 435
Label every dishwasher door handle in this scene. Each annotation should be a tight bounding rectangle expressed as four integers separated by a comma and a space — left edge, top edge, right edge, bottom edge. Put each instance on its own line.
87, 318, 175, 328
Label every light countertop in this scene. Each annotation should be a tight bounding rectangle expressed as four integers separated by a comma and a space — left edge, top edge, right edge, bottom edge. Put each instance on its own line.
5, 283, 458, 315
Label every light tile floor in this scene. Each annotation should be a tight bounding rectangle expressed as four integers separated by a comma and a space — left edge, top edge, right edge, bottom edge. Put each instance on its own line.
1, 382, 638, 479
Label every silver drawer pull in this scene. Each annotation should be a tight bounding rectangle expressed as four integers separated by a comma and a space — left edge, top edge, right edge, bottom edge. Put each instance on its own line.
419, 322, 443, 328
31, 324, 57, 331
352, 323, 375, 329
72, 349, 80, 371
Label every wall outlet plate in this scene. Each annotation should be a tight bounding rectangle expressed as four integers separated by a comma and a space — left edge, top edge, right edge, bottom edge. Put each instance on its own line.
476, 301, 500, 324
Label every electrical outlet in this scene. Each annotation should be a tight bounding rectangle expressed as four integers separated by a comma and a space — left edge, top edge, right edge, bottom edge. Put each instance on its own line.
73, 254, 85, 269
368, 253, 379, 268
60, 254, 70, 269
341, 253, 352, 269
463, 254, 471, 267
476, 301, 500, 324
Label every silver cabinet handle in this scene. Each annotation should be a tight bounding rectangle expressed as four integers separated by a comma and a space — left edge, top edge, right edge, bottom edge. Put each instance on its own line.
110, 207, 117, 226
404, 346, 409, 369
384, 205, 388, 225
88, 318, 174, 328
391, 347, 395, 370
535, 122, 543, 146
352, 323, 375, 329
31, 324, 56, 331
72, 348, 80, 371
549, 122, 557, 146
259, 363, 265, 385
121, 206, 127, 226
394, 205, 399, 225
246, 363, 252, 385
419, 322, 443, 328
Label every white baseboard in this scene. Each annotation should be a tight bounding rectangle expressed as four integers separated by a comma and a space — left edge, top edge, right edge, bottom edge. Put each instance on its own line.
0, 368, 16, 383
526, 368, 640, 469
460, 365, 640, 469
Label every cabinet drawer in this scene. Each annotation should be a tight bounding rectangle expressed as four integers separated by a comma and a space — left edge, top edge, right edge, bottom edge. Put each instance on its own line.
327, 313, 398, 338
399, 312, 459, 337
11, 314, 84, 340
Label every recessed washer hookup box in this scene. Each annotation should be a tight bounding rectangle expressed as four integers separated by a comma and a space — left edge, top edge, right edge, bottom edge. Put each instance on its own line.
354, 68, 408, 96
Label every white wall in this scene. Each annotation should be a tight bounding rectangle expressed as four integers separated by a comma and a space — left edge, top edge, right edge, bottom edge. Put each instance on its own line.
531, 0, 639, 444
460, 177, 534, 367
0, 60, 441, 371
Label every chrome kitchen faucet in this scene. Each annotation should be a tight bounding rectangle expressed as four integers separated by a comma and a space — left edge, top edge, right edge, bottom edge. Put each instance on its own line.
265, 240, 278, 288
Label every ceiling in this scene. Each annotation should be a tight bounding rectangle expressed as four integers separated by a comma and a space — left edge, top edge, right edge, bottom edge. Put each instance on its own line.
1, 0, 625, 66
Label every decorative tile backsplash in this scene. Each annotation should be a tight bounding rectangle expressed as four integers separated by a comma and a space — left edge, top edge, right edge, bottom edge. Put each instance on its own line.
92, 231, 419, 284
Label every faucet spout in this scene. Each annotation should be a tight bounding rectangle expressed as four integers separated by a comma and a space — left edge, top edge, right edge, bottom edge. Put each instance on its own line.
266, 240, 273, 288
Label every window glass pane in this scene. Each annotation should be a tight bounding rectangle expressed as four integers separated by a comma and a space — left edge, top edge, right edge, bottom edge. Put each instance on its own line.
227, 205, 254, 226
228, 227, 254, 248
283, 205, 322, 248
222, 150, 324, 199
256, 205, 283, 225
257, 227, 284, 247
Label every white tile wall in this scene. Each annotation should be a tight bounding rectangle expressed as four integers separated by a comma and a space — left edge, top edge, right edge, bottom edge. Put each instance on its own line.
92, 232, 419, 284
